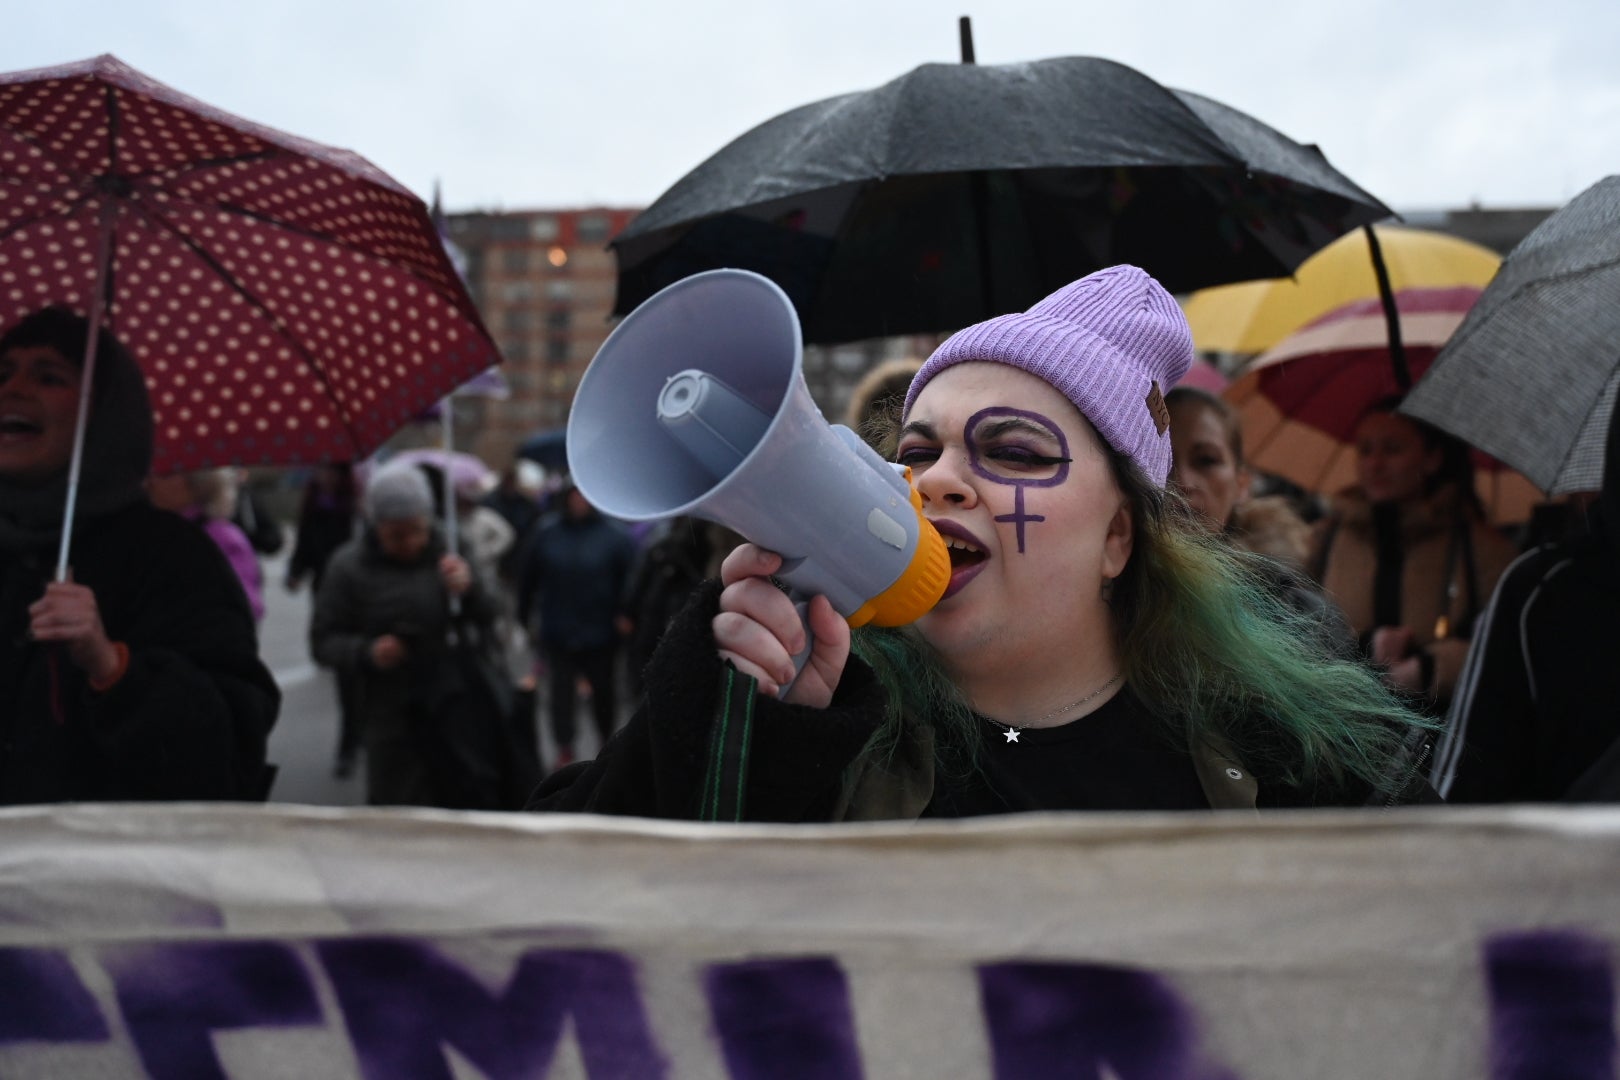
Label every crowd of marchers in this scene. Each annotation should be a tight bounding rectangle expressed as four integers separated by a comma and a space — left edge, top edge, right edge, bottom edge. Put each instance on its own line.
5, 268, 1612, 816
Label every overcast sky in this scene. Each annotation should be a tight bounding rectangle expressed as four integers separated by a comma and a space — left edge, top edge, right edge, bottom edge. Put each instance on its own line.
9, 0, 1617, 217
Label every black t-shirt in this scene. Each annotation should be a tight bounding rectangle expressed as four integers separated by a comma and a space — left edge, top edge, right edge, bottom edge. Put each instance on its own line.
922, 687, 1211, 816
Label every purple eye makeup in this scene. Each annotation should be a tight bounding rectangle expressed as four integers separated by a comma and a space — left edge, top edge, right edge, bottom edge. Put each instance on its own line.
964, 407, 1071, 554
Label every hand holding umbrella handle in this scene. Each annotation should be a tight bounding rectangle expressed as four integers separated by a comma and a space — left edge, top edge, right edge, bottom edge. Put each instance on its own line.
29, 574, 125, 687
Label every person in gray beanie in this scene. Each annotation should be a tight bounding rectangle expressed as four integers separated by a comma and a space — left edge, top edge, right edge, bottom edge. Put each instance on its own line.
311, 463, 493, 803
533, 265, 1438, 820
363, 463, 436, 524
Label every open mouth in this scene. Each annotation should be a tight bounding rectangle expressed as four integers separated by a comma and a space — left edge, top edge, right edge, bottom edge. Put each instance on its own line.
945, 535, 987, 570
929, 520, 990, 601
0, 415, 44, 438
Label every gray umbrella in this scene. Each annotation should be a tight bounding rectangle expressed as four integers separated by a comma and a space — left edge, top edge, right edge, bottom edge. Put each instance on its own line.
1404, 176, 1620, 495
612, 54, 1390, 344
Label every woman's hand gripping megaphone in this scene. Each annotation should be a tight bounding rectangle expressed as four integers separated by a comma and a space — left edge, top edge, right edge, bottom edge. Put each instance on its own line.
653, 366, 947, 700
714, 545, 852, 706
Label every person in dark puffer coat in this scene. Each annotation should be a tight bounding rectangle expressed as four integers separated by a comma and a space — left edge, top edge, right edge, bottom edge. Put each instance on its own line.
312, 464, 495, 806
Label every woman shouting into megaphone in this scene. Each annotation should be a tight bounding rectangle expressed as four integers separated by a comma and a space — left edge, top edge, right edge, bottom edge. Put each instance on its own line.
532, 266, 1438, 818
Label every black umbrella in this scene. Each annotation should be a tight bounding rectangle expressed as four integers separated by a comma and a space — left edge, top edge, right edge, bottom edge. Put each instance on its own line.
517, 427, 568, 472
1404, 175, 1620, 496
612, 52, 1391, 344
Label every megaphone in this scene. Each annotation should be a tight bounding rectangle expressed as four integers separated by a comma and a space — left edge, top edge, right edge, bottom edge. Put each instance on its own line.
567, 268, 949, 660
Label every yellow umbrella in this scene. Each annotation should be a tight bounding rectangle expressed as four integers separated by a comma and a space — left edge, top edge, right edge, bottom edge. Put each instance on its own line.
1182, 225, 1502, 355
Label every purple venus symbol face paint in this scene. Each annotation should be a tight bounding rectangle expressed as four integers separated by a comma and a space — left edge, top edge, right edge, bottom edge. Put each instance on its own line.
964, 407, 1072, 554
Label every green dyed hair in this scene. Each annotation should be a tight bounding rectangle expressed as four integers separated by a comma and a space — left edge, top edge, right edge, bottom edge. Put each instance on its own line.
851, 446, 1432, 798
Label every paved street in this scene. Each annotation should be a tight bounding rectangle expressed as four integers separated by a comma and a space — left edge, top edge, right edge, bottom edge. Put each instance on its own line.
259, 547, 363, 806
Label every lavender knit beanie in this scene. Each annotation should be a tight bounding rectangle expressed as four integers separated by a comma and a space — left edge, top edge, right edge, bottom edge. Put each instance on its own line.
902, 265, 1193, 487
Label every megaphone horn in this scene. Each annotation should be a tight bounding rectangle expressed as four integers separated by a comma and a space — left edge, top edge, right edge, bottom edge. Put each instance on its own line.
567, 269, 948, 638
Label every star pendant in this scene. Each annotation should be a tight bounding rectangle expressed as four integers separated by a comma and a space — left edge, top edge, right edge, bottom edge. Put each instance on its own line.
1002, 726, 1021, 744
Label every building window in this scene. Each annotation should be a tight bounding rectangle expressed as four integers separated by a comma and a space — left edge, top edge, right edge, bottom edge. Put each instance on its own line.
490, 217, 529, 241
547, 337, 570, 364
577, 215, 610, 243
502, 248, 528, 274
529, 216, 559, 241
546, 309, 571, 332
545, 279, 573, 301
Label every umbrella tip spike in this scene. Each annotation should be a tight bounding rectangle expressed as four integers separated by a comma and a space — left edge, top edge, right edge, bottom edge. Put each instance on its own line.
958, 15, 976, 63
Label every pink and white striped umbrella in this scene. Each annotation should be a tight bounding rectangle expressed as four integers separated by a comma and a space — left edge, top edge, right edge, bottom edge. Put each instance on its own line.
1225, 286, 1544, 523
0, 54, 501, 475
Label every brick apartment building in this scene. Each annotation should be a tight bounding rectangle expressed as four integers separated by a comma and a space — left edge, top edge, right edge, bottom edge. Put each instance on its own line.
437, 204, 1553, 473
440, 206, 943, 471
440, 207, 636, 468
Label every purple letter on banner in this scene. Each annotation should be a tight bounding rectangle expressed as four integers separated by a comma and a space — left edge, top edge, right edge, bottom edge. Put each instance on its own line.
0, 948, 109, 1044
101, 941, 323, 1080
319, 939, 667, 1080
705, 957, 864, 1080
978, 960, 1236, 1080
1486, 930, 1617, 1080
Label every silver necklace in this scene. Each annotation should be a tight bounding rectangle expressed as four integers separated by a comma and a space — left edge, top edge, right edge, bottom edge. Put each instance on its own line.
986, 674, 1123, 744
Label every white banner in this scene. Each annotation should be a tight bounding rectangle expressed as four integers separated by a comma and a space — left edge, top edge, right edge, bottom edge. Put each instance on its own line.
0, 804, 1616, 1079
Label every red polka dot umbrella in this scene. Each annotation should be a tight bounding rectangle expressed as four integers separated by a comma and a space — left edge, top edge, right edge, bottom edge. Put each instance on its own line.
0, 54, 501, 478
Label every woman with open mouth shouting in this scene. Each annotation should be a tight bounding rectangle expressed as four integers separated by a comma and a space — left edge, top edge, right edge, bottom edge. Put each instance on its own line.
0, 307, 279, 803
533, 266, 1437, 819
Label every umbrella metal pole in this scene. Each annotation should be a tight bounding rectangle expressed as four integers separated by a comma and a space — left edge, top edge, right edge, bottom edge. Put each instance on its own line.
56, 199, 118, 582
440, 401, 458, 558
1363, 224, 1412, 391
441, 399, 462, 617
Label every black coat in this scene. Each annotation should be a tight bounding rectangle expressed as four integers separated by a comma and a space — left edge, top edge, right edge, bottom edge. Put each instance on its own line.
0, 502, 280, 802
516, 511, 636, 653
311, 527, 524, 807
529, 581, 882, 820
1434, 532, 1620, 802
288, 498, 357, 593
1436, 397, 1620, 804
530, 583, 1436, 819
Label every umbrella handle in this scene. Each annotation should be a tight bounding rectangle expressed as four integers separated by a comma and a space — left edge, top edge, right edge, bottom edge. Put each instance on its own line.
1363, 224, 1412, 390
